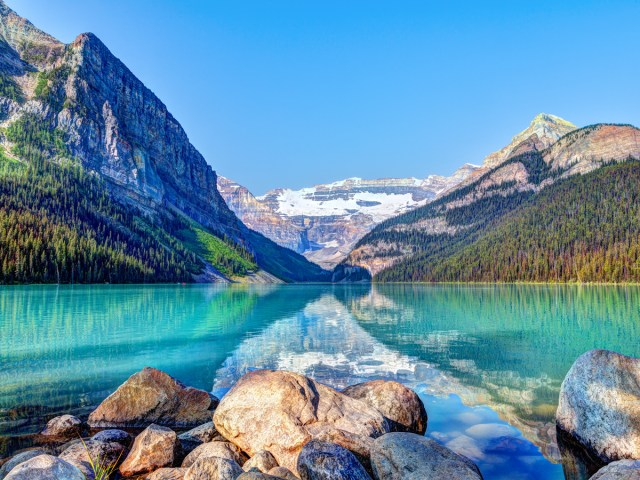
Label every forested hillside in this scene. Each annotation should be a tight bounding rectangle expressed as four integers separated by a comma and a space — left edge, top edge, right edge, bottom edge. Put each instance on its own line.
0, 1, 329, 284
376, 160, 640, 282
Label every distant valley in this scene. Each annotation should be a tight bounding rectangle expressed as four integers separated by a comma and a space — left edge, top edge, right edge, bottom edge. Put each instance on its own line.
218, 164, 478, 269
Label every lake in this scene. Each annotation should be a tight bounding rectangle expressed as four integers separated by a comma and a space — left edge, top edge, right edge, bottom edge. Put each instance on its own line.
1, 284, 639, 479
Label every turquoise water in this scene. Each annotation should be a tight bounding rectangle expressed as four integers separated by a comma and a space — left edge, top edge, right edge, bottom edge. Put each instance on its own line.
2, 284, 640, 479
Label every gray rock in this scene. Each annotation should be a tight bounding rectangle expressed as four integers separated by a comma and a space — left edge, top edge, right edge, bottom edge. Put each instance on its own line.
146, 467, 188, 480
342, 380, 427, 435
0, 450, 46, 480
40, 415, 83, 437
58, 440, 126, 479
4, 454, 84, 480
89, 367, 216, 428
296, 441, 371, 480
90, 429, 132, 446
119, 424, 178, 477
268, 467, 299, 480
214, 370, 388, 473
178, 422, 217, 453
370, 433, 483, 480
184, 456, 243, 480
243, 451, 279, 473
556, 350, 640, 462
182, 441, 247, 467
237, 472, 284, 480
591, 460, 640, 479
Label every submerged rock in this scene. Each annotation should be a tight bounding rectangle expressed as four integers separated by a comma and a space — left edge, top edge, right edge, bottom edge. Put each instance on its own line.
119, 424, 178, 477
40, 415, 83, 438
213, 370, 388, 473
297, 440, 371, 480
556, 350, 640, 462
342, 380, 427, 435
243, 451, 279, 473
181, 441, 247, 468
184, 456, 243, 480
370, 433, 483, 480
591, 460, 640, 479
0, 450, 46, 480
88, 367, 217, 428
4, 454, 84, 480
58, 440, 126, 479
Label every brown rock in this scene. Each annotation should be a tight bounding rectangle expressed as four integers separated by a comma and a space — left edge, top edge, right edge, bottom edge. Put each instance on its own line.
184, 456, 243, 480
88, 367, 217, 428
243, 451, 279, 473
213, 370, 388, 473
119, 424, 177, 477
146, 468, 188, 480
342, 380, 427, 435
182, 441, 247, 468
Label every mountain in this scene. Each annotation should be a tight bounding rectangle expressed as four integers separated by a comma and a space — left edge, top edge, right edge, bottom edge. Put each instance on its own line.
0, 1, 328, 283
341, 116, 640, 282
217, 164, 479, 270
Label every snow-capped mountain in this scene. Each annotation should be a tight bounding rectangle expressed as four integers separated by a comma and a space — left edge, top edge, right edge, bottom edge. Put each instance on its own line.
217, 164, 479, 269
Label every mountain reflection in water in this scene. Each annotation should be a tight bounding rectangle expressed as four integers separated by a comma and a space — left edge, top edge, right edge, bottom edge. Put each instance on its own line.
2, 284, 640, 479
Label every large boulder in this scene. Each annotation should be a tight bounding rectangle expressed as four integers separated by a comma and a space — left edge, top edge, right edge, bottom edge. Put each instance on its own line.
146, 468, 188, 480
370, 433, 483, 480
297, 441, 371, 480
243, 451, 279, 473
178, 422, 219, 453
342, 380, 427, 435
182, 441, 247, 468
58, 440, 126, 479
40, 415, 83, 438
591, 460, 640, 480
4, 455, 84, 480
119, 424, 178, 477
556, 350, 640, 462
184, 456, 243, 480
88, 367, 217, 428
0, 450, 46, 480
213, 370, 388, 473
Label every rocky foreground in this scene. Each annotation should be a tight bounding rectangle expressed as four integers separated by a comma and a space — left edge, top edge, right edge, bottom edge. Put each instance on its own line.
1, 349, 640, 479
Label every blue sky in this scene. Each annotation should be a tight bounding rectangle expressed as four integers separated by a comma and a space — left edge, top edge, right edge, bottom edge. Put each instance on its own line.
9, 0, 640, 194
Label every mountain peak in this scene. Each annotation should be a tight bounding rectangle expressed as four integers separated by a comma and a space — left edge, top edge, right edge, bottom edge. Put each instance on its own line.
0, 0, 63, 69
481, 113, 577, 170
531, 113, 575, 127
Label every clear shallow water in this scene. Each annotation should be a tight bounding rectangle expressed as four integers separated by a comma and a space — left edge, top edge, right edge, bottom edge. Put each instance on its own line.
1, 284, 640, 479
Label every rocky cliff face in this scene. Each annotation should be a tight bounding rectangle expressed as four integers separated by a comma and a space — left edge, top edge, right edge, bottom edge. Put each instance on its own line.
218, 165, 479, 270
343, 115, 640, 278
0, 1, 327, 282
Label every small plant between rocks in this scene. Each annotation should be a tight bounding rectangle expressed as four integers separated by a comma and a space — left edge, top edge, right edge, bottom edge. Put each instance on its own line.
79, 437, 122, 480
